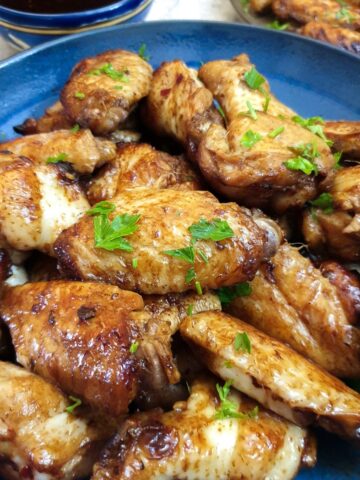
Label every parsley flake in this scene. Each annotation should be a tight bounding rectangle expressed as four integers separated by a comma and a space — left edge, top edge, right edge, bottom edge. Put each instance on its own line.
234, 332, 251, 353
284, 143, 320, 175
65, 396, 82, 414
217, 282, 252, 305
214, 381, 258, 420
138, 43, 150, 61
94, 213, 140, 252
333, 151, 342, 169
186, 304, 194, 316
195, 280, 203, 296
88, 63, 129, 82
163, 246, 195, 264
244, 67, 266, 90
46, 152, 69, 164
185, 266, 197, 284
87, 201, 115, 216
129, 341, 139, 354
216, 104, 226, 120
267, 20, 289, 30
189, 218, 234, 242
246, 100, 257, 120
132, 258, 138, 269
70, 123, 80, 133
240, 130, 263, 148
309, 193, 334, 214
268, 126, 284, 138
74, 91, 85, 100
292, 115, 333, 146
336, 5, 354, 22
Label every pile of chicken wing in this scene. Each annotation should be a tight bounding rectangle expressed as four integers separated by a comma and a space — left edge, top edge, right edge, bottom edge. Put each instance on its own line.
0, 47, 359, 480
247, 0, 360, 55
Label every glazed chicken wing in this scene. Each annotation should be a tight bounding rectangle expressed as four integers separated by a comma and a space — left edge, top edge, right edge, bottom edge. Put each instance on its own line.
180, 311, 360, 441
0, 152, 89, 254
300, 22, 360, 55
0, 361, 111, 480
303, 165, 360, 261
92, 376, 315, 480
61, 49, 153, 135
14, 101, 73, 135
272, 0, 360, 30
1, 128, 116, 174
54, 188, 272, 294
227, 243, 360, 378
324, 121, 360, 158
86, 143, 202, 204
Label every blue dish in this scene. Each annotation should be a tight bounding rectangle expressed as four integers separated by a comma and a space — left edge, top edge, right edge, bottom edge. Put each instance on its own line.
0, 21, 359, 478
0, 0, 152, 48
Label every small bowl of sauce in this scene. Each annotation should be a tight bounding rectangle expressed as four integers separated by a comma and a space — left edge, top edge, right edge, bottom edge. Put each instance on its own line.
0, 0, 153, 49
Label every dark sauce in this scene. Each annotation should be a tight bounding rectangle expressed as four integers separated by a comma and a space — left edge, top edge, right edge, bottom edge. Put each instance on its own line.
0, 0, 119, 14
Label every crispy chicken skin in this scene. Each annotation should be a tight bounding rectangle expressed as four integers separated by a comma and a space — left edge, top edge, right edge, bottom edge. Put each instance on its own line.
14, 101, 73, 135
87, 143, 201, 204
249, 0, 273, 12
61, 49, 153, 135
197, 55, 335, 212
0, 152, 89, 254
303, 166, 360, 261
143, 60, 222, 158
54, 188, 268, 294
1, 281, 143, 416
227, 243, 360, 378
92, 376, 315, 480
300, 22, 360, 55
1, 129, 116, 174
272, 0, 360, 30
324, 121, 360, 158
181, 312, 360, 442
0, 361, 111, 480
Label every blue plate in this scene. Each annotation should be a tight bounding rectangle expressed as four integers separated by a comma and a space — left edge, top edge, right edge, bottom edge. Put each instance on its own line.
0, 21, 359, 479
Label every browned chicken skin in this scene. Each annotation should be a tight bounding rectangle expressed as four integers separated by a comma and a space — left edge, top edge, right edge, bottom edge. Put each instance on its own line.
302, 165, 360, 261
92, 376, 315, 480
1, 129, 116, 174
180, 311, 360, 441
227, 243, 360, 378
300, 22, 360, 54
54, 188, 270, 294
86, 143, 202, 204
14, 101, 73, 135
324, 121, 360, 158
61, 49, 153, 135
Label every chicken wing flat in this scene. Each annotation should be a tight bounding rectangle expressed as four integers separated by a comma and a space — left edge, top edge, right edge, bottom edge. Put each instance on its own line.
0, 361, 111, 480
142, 60, 222, 158
87, 143, 202, 204
180, 311, 360, 441
272, 0, 360, 30
0, 152, 89, 254
61, 49, 153, 135
1, 128, 116, 174
92, 376, 315, 480
324, 121, 360, 158
300, 22, 360, 54
303, 165, 360, 261
227, 243, 360, 378
54, 188, 269, 294
14, 101, 73, 135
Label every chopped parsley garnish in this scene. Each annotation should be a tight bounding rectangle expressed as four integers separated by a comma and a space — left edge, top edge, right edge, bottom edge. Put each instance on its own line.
88, 63, 129, 82
240, 130, 263, 148
163, 246, 195, 264
87, 201, 116, 216
263, 93, 271, 113
186, 304, 194, 316
224, 360, 234, 368
333, 151, 342, 169
74, 91, 85, 100
309, 193, 334, 214
267, 20, 289, 30
246, 100, 257, 120
214, 381, 258, 420
268, 125, 284, 138
189, 218, 234, 242
234, 332, 251, 353
138, 43, 150, 61
284, 143, 320, 175
70, 123, 80, 133
65, 396, 82, 414
94, 213, 140, 252
216, 104, 226, 120
244, 67, 266, 90
185, 266, 197, 284
292, 115, 333, 146
129, 341, 139, 354
195, 281, 203, 296
217, 282, 252, 305
336, 5, 354, 22
46, 152, 69, 164
132, 258, 138, 269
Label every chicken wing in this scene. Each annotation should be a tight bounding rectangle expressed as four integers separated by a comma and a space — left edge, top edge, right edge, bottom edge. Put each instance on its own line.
300, 22, 360, 55
0, 361, 111, 480
142, 60, 222, 158
14, 101, 73, 135
54, 188, 270, 294
197, 55, 335, 212
250, 0, 273, 12
302, 165, 360, 261
0, 152, 89, 254
92, 376, 316, 480
180, 311, 360, 441
324, 121, 360, 158
1, 128, 116, 174
86, 143, 202, 204
227, 243, 360, 378
272, 0, 360, 30
61, 49, 153, 135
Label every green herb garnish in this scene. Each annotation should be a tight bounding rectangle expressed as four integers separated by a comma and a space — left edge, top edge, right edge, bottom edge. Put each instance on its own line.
216, 104, 226, 120
224, 360, 234, 368
268, 125, 284, 138
138, 43, 150, 61
129, 341, 139, 354
240, 130, 263, 148
333, 151, 342, 169
292, 115, 333, 146
195, 281, 203, 296
65, 396, 82, 414
74, 91, 85, 100
70, 123, 80, 133
246, 100, 257, 120
284, 143, 320, 175
88, 63, 129, 82
309, 193, 334, 214
215, 381, 258, 420
94, 213, 140, 252
185, 266, 197, 284
217, 282, 252, 305
186, 304, 194, 316
234, 332, 251, 353
189, 218, 234, 242
163, 246, 195, 264
132, 258, 138, 269
244, 67, 266, 90
46, 152, 69, 164
87, 201, 116, 216
267, 20, 290, 30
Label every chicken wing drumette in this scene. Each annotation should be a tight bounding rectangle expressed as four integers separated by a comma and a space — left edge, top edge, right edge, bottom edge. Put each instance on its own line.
197, 54, 335, 213
0, 152, 89, 254
1, 128, 116, 174
227, 243, 360, 378
92, 376, 316, 480
302, 165, 360, 261
0, 361, 112, 480
324, 121, 360, 159
180, 311, 360, 441
61, 49, 153, 135
300, 22, 360, 55
54, 188, 277, 294
86, 143, 202, 204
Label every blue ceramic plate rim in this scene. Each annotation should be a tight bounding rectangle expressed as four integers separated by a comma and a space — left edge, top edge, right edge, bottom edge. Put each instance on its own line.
0, 19, 359, 480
